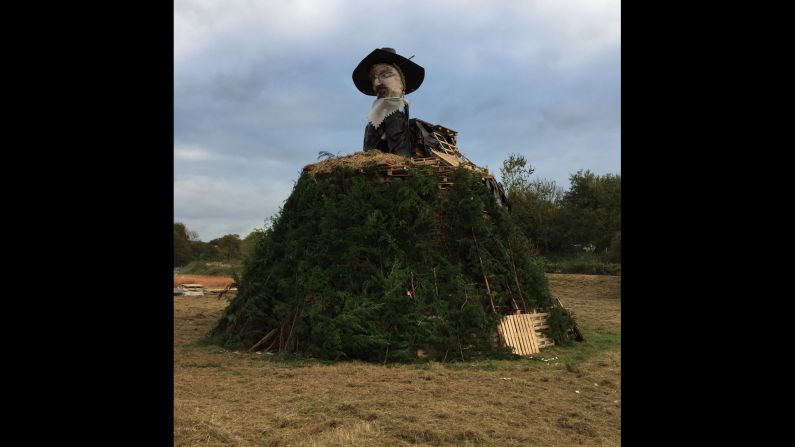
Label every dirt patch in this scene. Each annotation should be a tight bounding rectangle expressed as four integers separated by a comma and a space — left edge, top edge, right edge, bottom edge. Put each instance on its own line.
174, 273, 621, 446
174, 274, 234, 289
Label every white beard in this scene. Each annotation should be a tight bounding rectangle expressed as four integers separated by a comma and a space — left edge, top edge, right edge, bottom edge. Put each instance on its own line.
367, 97, 409, 129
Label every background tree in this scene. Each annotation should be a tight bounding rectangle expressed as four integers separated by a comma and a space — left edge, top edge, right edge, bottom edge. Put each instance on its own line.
498, 155, 620, 262
174, 222, 193, 267
500, 154, 563, 254
190, 240, 220, 261
499, 153, 535, 194
556, 170, 621, 256
209, 234, 242, 262
240, 228, 268, 260
524, 178, 565, 254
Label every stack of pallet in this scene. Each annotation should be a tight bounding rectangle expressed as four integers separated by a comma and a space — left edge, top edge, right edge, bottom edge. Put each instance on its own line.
496, 311, 556, 356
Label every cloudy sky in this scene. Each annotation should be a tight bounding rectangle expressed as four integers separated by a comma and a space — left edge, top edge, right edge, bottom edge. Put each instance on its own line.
174, 0, 620, 241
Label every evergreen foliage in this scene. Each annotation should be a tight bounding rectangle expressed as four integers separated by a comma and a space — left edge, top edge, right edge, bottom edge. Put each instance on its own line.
209, 163, 575, 362
174, 222, 193, 268
557, 170, 621, 255
499, 155, 621, 261
545, 306, 578, 345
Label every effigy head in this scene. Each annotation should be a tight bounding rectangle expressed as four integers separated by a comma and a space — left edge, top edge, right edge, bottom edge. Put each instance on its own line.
352, 47, 424, 96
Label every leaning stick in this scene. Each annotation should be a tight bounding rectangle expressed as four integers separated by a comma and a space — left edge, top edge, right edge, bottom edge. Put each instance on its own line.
471, 228, 496, 313
508, 249, 528, 312
248, 328, 278, 352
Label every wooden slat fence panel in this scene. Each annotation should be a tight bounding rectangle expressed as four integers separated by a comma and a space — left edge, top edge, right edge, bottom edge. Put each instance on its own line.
496, 311, 556, 356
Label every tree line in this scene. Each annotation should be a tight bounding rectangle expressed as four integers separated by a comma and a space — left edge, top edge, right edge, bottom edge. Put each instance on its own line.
500, 154, 620, 263
173, 223, 265, 268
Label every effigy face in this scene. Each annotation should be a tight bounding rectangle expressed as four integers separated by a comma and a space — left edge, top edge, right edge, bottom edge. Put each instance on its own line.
369, 63, 404, 98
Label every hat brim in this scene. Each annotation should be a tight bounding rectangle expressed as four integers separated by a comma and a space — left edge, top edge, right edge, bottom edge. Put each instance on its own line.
352, 48, 425, 96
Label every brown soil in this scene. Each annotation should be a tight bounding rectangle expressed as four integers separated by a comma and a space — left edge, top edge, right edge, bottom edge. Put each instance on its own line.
174, 274, 234, 289
174, 273, 621, 446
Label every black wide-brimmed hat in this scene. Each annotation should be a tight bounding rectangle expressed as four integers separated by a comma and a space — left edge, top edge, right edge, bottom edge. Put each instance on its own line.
352, 47, 425, 96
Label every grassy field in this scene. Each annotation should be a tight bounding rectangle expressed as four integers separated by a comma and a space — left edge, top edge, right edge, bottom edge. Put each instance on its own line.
174, 273, 620, 446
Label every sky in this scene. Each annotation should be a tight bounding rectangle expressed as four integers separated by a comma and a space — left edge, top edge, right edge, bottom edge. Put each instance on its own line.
174, 0, 620, 242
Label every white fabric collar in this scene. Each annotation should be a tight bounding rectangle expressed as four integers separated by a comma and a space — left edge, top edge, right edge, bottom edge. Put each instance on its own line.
367, 96, 409, 128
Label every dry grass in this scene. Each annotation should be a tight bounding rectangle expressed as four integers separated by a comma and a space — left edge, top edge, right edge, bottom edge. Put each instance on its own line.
303, 150, 409, 175
174, 273, 621, 446
546, 273, 621, 331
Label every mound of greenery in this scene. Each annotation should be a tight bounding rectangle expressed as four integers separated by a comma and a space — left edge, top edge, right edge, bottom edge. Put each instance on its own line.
209, 163, 575, 362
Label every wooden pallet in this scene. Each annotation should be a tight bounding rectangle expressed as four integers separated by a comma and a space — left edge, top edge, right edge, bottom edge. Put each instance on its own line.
411, 157, 442, 167
497, 311, 556, 355
526, 311, 556, 349
372, 151, 502, 204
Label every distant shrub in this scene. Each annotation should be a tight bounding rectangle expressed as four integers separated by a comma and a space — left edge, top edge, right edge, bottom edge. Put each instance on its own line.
180, 261, 241, 276
543, 254, 620, 276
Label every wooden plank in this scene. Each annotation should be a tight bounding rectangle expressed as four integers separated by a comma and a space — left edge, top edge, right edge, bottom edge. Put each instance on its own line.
516, 311, 554, 352
509, 316, 525, 355
536, 330, 552, 340
505, 317, 524, 355
513, 315, 531, 355
430, 149, 461, 167
497, 321, 509, 352
499, 320, 514, 354
529, 323, 542, 353
248, 328, 278, 352
507, 316, 524, 355
523, 314, 539, 354
502, 318, 519, 355
441, 143, 459, 155
518, 314, 538, 354
503, 322, 519, 355
509, 315, 524, 355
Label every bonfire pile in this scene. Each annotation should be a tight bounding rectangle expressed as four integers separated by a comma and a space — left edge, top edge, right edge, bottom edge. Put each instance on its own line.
208, 148, 577, 362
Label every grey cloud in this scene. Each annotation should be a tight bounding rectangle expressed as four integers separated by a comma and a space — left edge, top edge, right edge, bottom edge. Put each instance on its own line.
175, 0, 620, 240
